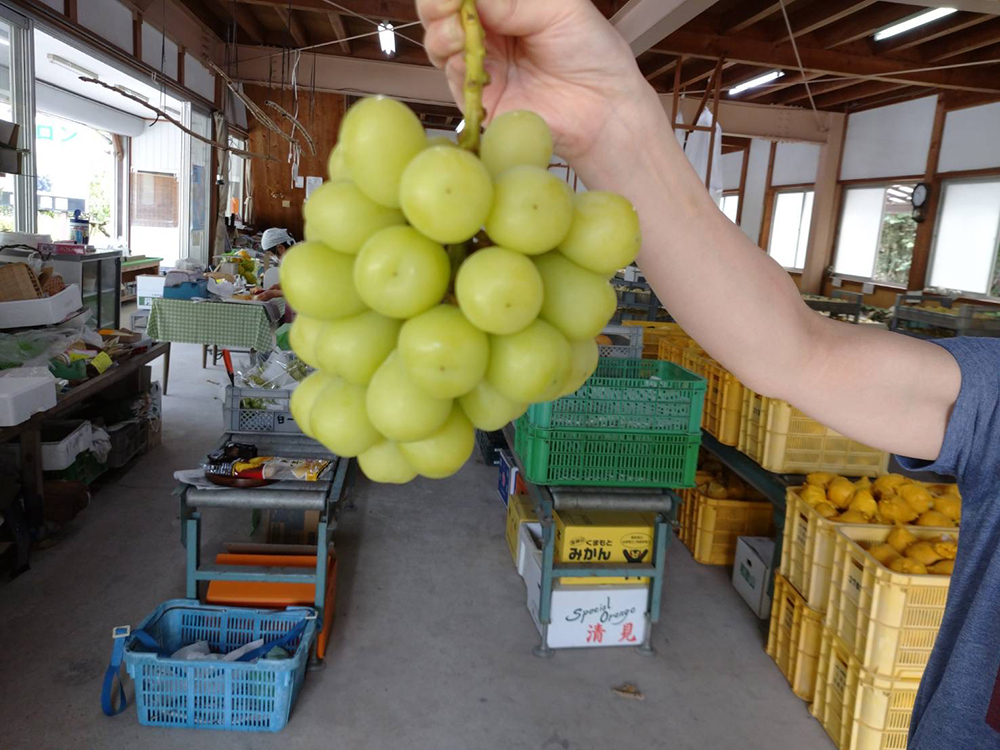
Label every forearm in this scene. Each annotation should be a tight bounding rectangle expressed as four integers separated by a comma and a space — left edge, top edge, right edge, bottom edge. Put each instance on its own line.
575, 94, 816, 399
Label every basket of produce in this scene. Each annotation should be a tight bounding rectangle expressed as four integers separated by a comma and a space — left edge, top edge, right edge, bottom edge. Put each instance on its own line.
595, 324, 643, 359
780, 473, 961, 612
682, 348, 744, 446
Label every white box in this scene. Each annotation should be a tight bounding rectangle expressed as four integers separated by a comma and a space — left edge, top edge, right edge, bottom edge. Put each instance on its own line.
732, 536, 775, 619
0, 419, 92, 470
0, 375, 56, 426
136, 275, 165, 309
517, 522, 542, 579
522, 528, 649, 649
0, 284, 82, 329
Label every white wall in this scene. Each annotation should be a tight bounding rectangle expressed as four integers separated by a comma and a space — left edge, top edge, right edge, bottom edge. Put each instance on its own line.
840, 96, 937, 180
939, 101, 1000, 173
78, 0, 133, 52
38, 0, 62, 10
773, 142, 821, 186
720, 151, 743, 191
184, 54, 215, 102
132, 120, 182, 173
141, 23, 179, 80
740, 138, 771, 243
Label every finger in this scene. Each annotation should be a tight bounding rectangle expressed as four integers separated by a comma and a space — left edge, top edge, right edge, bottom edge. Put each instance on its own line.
416, 0, 462, 25
476, 0, 579, 37
423, 15, 465, 69
444, 55, 466, 112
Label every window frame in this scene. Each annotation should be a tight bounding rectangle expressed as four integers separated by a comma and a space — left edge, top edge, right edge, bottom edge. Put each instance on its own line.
926, 174, 1000, 300
830, 180, 918, 287
765, 186, 815, 273
720, 190, 740, 224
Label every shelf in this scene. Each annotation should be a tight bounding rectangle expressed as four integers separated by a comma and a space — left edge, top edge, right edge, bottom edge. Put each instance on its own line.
698, 431, 795, 514
121, 294, 137, 303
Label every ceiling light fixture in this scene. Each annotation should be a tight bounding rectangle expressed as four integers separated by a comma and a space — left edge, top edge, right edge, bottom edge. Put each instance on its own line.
729, 70, 783, 96
378, 22, 396, 56
114, 84, 149, 103
455, 118, 465, 133
46, 54, 99, 80
874, 8, 956, 41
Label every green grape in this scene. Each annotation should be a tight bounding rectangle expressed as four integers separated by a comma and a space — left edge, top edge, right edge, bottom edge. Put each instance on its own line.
339, 96, 426, 208
327, 143, 350, 182
316, 310, 400, 385
358, 440, 417, 484
290, 371, 335, 438
303, 181, 405, 255
558, 338, 599, 397
454, 246, 543, 334
426, 135, 456, 148
398, 305, 489, 399
399, 146, 493, 244
288, 314, 325, 369
353, 226, 450, 319
557, 191, 642, 276
486, 320, 571, 403
534, 252, 616, 341
485, 166, 573, 255
399, 406, 475, 479
480, 110, 553, 177
458, 379, 527, 431
280, 241, 366, 320
366, 351, 452, 442
310, 378, 381, 457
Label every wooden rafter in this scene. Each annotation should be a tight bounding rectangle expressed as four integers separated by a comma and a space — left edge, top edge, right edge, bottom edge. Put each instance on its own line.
761, 76, 858, 105
918, 16, 1000, 62
716, 0, 782, 34
232, 3, 266, 44
679, 58, 731, 89
812, 80, 909, 108
234, 0, 418, 23
740, 71, 824, 101
655, 30, 1000, 93
875, 11, 994, 54
327, 12, 351, 53
769, 0, 878, 43
814, 5, 924, 48
274, 7, 308, 48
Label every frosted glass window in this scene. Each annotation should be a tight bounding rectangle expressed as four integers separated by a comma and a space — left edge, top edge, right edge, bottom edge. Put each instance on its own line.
768, 190, 813, 270
929, 180, 1000, 295
833, 188, 884, 277
721, 194, 739, 223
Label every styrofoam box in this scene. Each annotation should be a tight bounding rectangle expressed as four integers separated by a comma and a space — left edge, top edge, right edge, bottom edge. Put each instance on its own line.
0, 419, 92, 470
0, 284, 82, 329
732, 535, 775, 619
517, 522, 542, 579
136, 275, 166, 310
0, 375, 56, 426
520, 524, 649, 649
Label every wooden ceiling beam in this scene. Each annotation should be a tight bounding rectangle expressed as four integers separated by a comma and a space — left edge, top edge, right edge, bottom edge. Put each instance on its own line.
230, 4, 265, 44
739, 71, 824, 101
765, 76, 859, 104
849, 86, 935, 111
770, 0, 878, 43
811, 80, 910, 108
717, 0, 782, 34
678, 58, 729, 88
875, 12, 994, 54
173, 0, 228, 39
918, 16, 1000, 61
234, 0, 418, 22
274, 7, 308, 48
655, 29, 1000, 92
327, 12, 351, 53
814, 4, 921, 48
644, 55, 678, 81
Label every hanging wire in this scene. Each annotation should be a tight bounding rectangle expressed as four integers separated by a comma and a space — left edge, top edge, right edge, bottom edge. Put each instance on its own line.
319, 0, 425, 49
777, 0, 822, 127
236, 21, 422, 65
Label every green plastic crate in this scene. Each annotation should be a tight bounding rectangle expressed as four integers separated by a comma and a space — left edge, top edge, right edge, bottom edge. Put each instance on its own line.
525, 358, 705, 432
514, 416, 701, 488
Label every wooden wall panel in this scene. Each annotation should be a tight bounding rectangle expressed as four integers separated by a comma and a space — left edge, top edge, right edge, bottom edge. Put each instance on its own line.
244, 85, 345, 240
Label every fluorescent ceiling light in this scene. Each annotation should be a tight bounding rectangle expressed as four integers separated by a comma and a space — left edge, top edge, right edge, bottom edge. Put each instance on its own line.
114, 84, 148, 103
455, 118, 465, 133
47, 54, 98, 80
378, 22, 395, 56
729, 70, 783, 96
874, 8, 956, 41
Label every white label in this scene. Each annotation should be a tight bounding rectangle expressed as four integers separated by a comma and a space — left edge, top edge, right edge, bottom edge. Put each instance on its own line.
846, 559, 864, 604
831, 276, 843, 288
862, 282, 875, 294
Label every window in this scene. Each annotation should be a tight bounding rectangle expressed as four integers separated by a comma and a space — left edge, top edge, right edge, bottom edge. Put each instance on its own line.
226, 135, 246, 219
130, 172, 178, 227
928, 178, 1000, 296
833, 183, 916, 285
720, 193, 739, 223
767, 189, 813, 270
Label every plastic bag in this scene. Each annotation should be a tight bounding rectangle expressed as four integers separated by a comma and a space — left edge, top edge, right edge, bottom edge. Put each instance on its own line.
235, 350, 307, 391
0, 325, 92, 369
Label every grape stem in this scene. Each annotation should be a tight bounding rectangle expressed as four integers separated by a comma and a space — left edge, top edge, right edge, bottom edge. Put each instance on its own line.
458, 0, 488, 153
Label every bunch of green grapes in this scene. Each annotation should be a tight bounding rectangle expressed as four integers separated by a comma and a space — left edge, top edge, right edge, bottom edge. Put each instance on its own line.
285, 97, 641, 483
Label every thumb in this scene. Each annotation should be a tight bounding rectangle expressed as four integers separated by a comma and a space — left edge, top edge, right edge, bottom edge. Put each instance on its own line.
476, 0, 585, 37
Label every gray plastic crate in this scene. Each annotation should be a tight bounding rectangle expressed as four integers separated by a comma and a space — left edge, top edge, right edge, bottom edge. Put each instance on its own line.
224, 385, 302, 434
599, 324, 643, 358
803, 290, 863, 323
890, 293, 1000, 338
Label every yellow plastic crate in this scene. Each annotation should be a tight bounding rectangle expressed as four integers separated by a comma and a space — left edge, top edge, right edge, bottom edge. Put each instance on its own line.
739, 392, 889, 476
812, 626, 920, 750
677, 487, 698, 552
623, 321, 684, 359
682, 349, 744, 446
779, 488, 871, 612
766, 573, 824, 701
656, 335, 694, 365
691, 493, 773, 566
826, 524, 957, 680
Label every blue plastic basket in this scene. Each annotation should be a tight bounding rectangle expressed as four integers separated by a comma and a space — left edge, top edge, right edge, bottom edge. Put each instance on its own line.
122, 599, 317, 732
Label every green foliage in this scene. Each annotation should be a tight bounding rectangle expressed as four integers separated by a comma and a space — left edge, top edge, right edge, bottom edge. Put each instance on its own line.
88, 175, 112, 242
874, 213, 916, 285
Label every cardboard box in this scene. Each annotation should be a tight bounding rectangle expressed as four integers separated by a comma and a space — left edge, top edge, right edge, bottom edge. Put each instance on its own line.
516, 521, 542, 579
732, 536, 775, 619
522, 529, 648, 649
264, 508, 320, 545
505, 493, 538, 567
0, 283, 82, 328
554, 510, 654, 585
136, 275, 165, 309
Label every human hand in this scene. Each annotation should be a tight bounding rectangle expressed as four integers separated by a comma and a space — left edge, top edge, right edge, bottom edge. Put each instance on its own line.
418, 0, 659, 169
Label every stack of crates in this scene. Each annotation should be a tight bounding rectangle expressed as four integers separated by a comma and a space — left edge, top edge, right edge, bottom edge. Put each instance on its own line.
811, 525, 957, 750
682, 348, 744, 447
622, 320, 685, 359
514, 357, 705, 488
766, 574, 824, 701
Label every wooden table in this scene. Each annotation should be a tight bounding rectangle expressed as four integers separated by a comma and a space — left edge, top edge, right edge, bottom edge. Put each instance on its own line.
0, 342, 171, 534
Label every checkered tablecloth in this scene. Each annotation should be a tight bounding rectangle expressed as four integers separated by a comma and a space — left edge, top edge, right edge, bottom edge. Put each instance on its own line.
147, 298, 280, 353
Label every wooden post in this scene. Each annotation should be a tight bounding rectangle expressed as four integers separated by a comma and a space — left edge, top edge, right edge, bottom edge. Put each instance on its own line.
800, 113, 848, 293
757, 142, 778, 250
704, 63, 723, 190
671, 57, 682, 129
907, 97, 947, 291
64, 0, 77, 23
688, 58, 725, 137
132, 11, 142, 59
735, 145, 750, 225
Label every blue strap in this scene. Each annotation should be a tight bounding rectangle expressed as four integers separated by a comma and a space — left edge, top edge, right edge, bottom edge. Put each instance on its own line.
101, 627, 170, 717
236, 619, 309, 662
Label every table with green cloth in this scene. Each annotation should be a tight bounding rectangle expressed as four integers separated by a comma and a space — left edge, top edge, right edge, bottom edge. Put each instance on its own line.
147, 299, 283, 360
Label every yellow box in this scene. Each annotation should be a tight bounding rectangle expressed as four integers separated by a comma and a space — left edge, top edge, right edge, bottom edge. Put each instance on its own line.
554, 510, 654, 585
505, 494, 537, 566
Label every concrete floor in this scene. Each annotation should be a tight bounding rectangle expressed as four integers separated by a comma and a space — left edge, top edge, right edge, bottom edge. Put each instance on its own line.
0, 343, 830, 749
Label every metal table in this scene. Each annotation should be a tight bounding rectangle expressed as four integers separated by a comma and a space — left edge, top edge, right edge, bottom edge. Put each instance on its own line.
178, 432, 352, 662
501, 423, 678, 657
